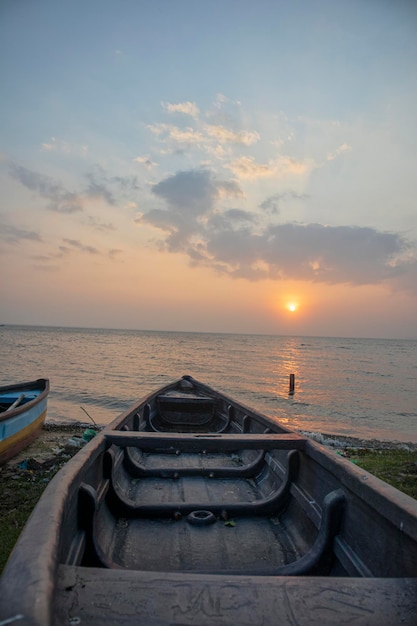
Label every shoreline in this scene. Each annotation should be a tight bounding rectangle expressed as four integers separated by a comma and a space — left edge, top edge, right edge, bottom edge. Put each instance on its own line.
300, 430, 417, 451
42, 421, 417, 447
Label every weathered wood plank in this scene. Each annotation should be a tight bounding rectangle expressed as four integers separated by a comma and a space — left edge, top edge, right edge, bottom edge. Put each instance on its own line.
54, 565, 417, 626
104, 431, 306, 451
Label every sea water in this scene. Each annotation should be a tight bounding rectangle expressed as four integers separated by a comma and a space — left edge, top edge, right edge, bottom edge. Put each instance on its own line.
1, 325, 416, 443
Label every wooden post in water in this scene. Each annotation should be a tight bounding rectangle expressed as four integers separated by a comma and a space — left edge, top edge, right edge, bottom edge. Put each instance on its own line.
289, 374, 295, 395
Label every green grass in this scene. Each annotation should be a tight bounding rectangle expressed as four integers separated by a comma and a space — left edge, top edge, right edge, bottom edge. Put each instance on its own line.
0, 472, 49, 573
0, 450, 76, 575
346, 448, 417, 499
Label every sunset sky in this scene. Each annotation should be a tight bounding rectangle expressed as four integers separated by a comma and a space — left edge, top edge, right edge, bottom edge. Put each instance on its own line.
1, 1, 417, 338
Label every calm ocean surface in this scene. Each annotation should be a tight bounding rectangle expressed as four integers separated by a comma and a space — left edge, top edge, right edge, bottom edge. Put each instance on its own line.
1, 325, 416, 443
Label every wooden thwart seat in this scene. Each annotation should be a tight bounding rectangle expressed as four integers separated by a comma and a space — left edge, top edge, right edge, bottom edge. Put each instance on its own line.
123, 446, 267, 478
106, 449, 300, 517
105, 431, 307, 451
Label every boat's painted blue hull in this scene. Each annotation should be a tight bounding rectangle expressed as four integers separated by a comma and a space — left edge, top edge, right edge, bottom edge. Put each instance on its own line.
0, 379, 49, 464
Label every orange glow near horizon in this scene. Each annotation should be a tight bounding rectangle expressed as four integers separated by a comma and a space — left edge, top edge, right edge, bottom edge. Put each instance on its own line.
268, 290, 306, 319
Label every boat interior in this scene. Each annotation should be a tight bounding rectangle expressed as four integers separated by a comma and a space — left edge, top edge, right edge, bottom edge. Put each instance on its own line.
55, 377, 417, 581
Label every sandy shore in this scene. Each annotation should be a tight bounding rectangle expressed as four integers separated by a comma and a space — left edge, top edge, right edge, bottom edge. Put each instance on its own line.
3, 422, 100, 469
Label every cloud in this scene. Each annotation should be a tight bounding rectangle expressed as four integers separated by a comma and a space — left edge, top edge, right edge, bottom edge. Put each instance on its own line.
207, 209, 257, 233
147, 123, 204, 146
260, 224, 407, 283
62, 238, 100, 255
85, 166, 140, 203
9, 163, 84, 213
227, 156, 273, 179
0, 221, 42, 245
141, 169, 243, 252
205, 125, 260, 145
32, 239, 123, 268
259, 191, 309, 215
85, 172, 116, 205
162, 101, 200, 118
133, 155, 157, 169
138, 166, 413, 288
85, 216, 116, 232
202, 223, 410, 285
8, 161, 140, 214
40, 137, 89, 156
326, 143, 352, 162
227, 156, 313, 180
151, 169, 242, 216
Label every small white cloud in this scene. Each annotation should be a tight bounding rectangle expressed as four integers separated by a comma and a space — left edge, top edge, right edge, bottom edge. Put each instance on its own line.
227, 155, 313, 180
215, 93, 228, 107
40, 137, 88, 157
227, 156, 272, 179
169, 126, 203, 143
214, 93, 241, 108
205, 125, 260, 146
162, 101, 200, 118
326, 143, 352, 161
147, 123, 203, 144
133, 155, 157, 169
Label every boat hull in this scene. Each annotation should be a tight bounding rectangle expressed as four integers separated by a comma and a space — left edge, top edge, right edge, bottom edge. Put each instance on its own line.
0, 375, 416, 625
0, 379, 50, 465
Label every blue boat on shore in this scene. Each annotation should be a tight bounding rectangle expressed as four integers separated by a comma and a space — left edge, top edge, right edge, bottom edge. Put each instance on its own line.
0, 378, 50, 465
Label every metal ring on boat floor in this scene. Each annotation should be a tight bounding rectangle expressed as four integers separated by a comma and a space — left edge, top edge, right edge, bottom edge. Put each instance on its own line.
187, 510, 216, 526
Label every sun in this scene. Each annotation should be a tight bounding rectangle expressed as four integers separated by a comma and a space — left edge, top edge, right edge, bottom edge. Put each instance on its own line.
287, 302, 298, 313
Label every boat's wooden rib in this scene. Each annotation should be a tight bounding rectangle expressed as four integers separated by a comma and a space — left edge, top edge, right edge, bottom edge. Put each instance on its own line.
1, 375, 417, 626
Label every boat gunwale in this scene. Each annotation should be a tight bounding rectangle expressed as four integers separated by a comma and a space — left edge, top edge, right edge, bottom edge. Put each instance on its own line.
0, 378, 50, 424
53, 565, 417, 626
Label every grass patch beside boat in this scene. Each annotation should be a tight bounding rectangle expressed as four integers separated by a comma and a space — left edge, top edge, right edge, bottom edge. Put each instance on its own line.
346, 448, 417, 499
0, 424, 90, 574
0, 466, 56, 574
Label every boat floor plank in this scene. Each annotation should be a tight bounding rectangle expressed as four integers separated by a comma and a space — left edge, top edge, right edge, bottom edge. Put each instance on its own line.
124, 475, 262, 506
106, 515, 298, 571
128, 449, 256, 470
54, 565, 417, 626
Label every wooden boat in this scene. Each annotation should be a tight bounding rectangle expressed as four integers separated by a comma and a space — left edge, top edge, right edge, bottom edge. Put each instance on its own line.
0, 378, 49, 465
0, 376, 416, 625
